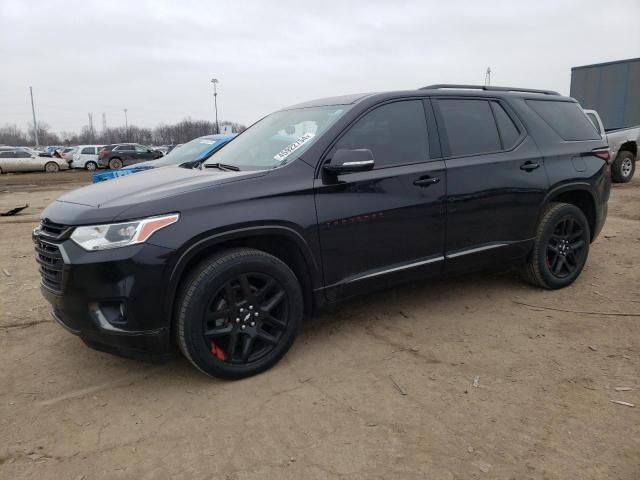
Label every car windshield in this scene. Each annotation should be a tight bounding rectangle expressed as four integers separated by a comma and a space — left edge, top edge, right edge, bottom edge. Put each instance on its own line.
203, 105, 348, 170
151, 137, 222, 167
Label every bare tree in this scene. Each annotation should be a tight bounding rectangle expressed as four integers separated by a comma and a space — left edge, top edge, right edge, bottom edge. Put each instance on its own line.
0, 118, 246, 147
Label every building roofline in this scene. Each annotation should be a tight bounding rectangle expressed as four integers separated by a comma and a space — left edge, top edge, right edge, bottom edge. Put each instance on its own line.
571, 57, 640, 70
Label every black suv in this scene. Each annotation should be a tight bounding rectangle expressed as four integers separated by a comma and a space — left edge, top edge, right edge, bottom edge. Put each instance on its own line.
35, 85, 610, 379
98, 143, 163, 170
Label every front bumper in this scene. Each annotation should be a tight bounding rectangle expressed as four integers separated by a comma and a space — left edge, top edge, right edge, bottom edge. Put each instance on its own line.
35, 233, 177, 362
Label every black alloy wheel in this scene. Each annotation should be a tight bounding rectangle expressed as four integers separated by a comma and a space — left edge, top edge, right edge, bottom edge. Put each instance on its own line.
545, 216, 588, 279
521, 202, 590, 289
205, 273, 289, 364
176, 248, 303, 379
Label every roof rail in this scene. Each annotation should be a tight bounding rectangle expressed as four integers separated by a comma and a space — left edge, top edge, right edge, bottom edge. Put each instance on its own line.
420, 84, 560, 95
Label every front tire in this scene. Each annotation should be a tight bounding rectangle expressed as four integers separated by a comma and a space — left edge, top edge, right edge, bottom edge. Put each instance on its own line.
176, 248, 303, 380
108, 158, 123, 170
44, 161, 59, 173
521, 202, 590, 289
611, 150, 635, 183
85, 161, 98, 171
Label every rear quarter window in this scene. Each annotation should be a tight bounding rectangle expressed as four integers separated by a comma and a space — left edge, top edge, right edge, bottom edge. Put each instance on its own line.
527, 100, 600, 141
491, 102, 521, 149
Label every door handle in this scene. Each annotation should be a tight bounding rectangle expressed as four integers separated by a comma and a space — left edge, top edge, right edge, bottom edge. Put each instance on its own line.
413, 176, 440, 187
520, 161, 540, 172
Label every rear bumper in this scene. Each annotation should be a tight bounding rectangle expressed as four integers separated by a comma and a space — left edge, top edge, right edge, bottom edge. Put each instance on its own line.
593, 202, 607, 241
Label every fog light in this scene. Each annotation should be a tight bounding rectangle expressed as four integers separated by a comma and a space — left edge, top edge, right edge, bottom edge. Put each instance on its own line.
89, 301, 128, 332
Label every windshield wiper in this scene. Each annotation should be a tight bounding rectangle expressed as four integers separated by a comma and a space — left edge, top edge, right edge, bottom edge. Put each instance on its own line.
204, 162, 241, 172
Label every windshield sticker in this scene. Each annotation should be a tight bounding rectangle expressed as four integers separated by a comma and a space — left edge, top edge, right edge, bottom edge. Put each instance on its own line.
199, 140, 215, 144
273, 133, 315, 162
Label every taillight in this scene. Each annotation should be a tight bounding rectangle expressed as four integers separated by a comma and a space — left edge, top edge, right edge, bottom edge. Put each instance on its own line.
592, 148, 610, 163
98, 149, 106, 158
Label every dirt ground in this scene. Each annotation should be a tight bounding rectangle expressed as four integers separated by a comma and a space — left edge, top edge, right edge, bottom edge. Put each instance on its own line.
1, 169, 638, 479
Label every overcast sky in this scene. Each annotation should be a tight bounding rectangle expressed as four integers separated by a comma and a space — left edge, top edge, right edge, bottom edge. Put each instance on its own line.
1, 0, 639, 135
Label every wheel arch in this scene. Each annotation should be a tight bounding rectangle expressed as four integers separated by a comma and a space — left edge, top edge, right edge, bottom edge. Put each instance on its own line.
618, 141, 637, 158
542, 184, 597, 241
166, 226, 320, 331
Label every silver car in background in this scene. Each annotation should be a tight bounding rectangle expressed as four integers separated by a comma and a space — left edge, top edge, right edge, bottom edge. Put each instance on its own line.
61, 147, 78, 162
0, 147, 68, 173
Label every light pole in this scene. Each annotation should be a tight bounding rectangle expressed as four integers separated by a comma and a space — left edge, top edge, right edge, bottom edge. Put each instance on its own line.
29, 86, 39, 148
123, 108, 128, 141
210, 78, 219, 134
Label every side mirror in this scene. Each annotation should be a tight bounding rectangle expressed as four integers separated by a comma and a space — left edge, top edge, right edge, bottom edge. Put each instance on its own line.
323, 148, 374, 174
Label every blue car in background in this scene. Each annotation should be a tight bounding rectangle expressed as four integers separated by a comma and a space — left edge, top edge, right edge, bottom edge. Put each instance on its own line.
92, 134, 236, 183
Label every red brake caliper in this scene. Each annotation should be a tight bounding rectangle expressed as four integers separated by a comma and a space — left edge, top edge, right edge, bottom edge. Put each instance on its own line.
211, 342, 226, 361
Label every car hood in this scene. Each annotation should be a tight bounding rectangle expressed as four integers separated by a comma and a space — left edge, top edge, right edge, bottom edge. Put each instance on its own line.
56, 166, 268, 209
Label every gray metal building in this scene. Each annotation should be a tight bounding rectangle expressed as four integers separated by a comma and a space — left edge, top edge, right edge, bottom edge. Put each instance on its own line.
570, 57, 640, 130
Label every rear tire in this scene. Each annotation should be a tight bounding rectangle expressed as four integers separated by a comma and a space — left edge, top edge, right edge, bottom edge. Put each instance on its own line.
521, 202, 590, 289
44, 162, 59, 173
85, 161, 97, 171
109, 158, 123, 170
176, 248, 303, 380
611, 150, 635, 183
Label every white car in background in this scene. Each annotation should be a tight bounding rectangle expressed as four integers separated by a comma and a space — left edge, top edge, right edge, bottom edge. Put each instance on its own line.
69, 145, 104, 171
0, 147, 68, 173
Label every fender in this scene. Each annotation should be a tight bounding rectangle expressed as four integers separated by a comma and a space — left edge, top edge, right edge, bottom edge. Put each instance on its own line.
537, 181, 598, 235
163, 224, 321, 324
541, 181, 594, 206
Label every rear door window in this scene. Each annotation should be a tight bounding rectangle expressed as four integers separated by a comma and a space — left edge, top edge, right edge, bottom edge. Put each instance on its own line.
332, 100, 430, 168
527, 100, 601, 141
437, 99, 501, 157
81, 147, 94, 154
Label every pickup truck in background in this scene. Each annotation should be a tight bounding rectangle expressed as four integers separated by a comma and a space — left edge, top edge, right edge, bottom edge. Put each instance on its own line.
584, 109, 639, 183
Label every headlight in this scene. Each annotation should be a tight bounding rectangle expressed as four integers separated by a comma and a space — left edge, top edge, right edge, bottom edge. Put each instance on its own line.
70, 214, 179, 251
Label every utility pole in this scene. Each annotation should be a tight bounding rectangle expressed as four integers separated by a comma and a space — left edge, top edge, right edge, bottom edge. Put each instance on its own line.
102, 112, 107, 143
211, 78, 219, 134
484, 67, 492, 86
88, 113, 94, 142
29, 86, 39, 148
123, 108, 128, 141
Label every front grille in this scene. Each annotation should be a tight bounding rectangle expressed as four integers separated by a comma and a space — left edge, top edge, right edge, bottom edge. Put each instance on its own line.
38, 219, 73, 241
35, 238, 64, 292
33, 221, 68, 293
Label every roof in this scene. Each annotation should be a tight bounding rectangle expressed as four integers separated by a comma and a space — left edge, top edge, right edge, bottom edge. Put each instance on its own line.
282, 85, 571, 111
572, 57, 640, 70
